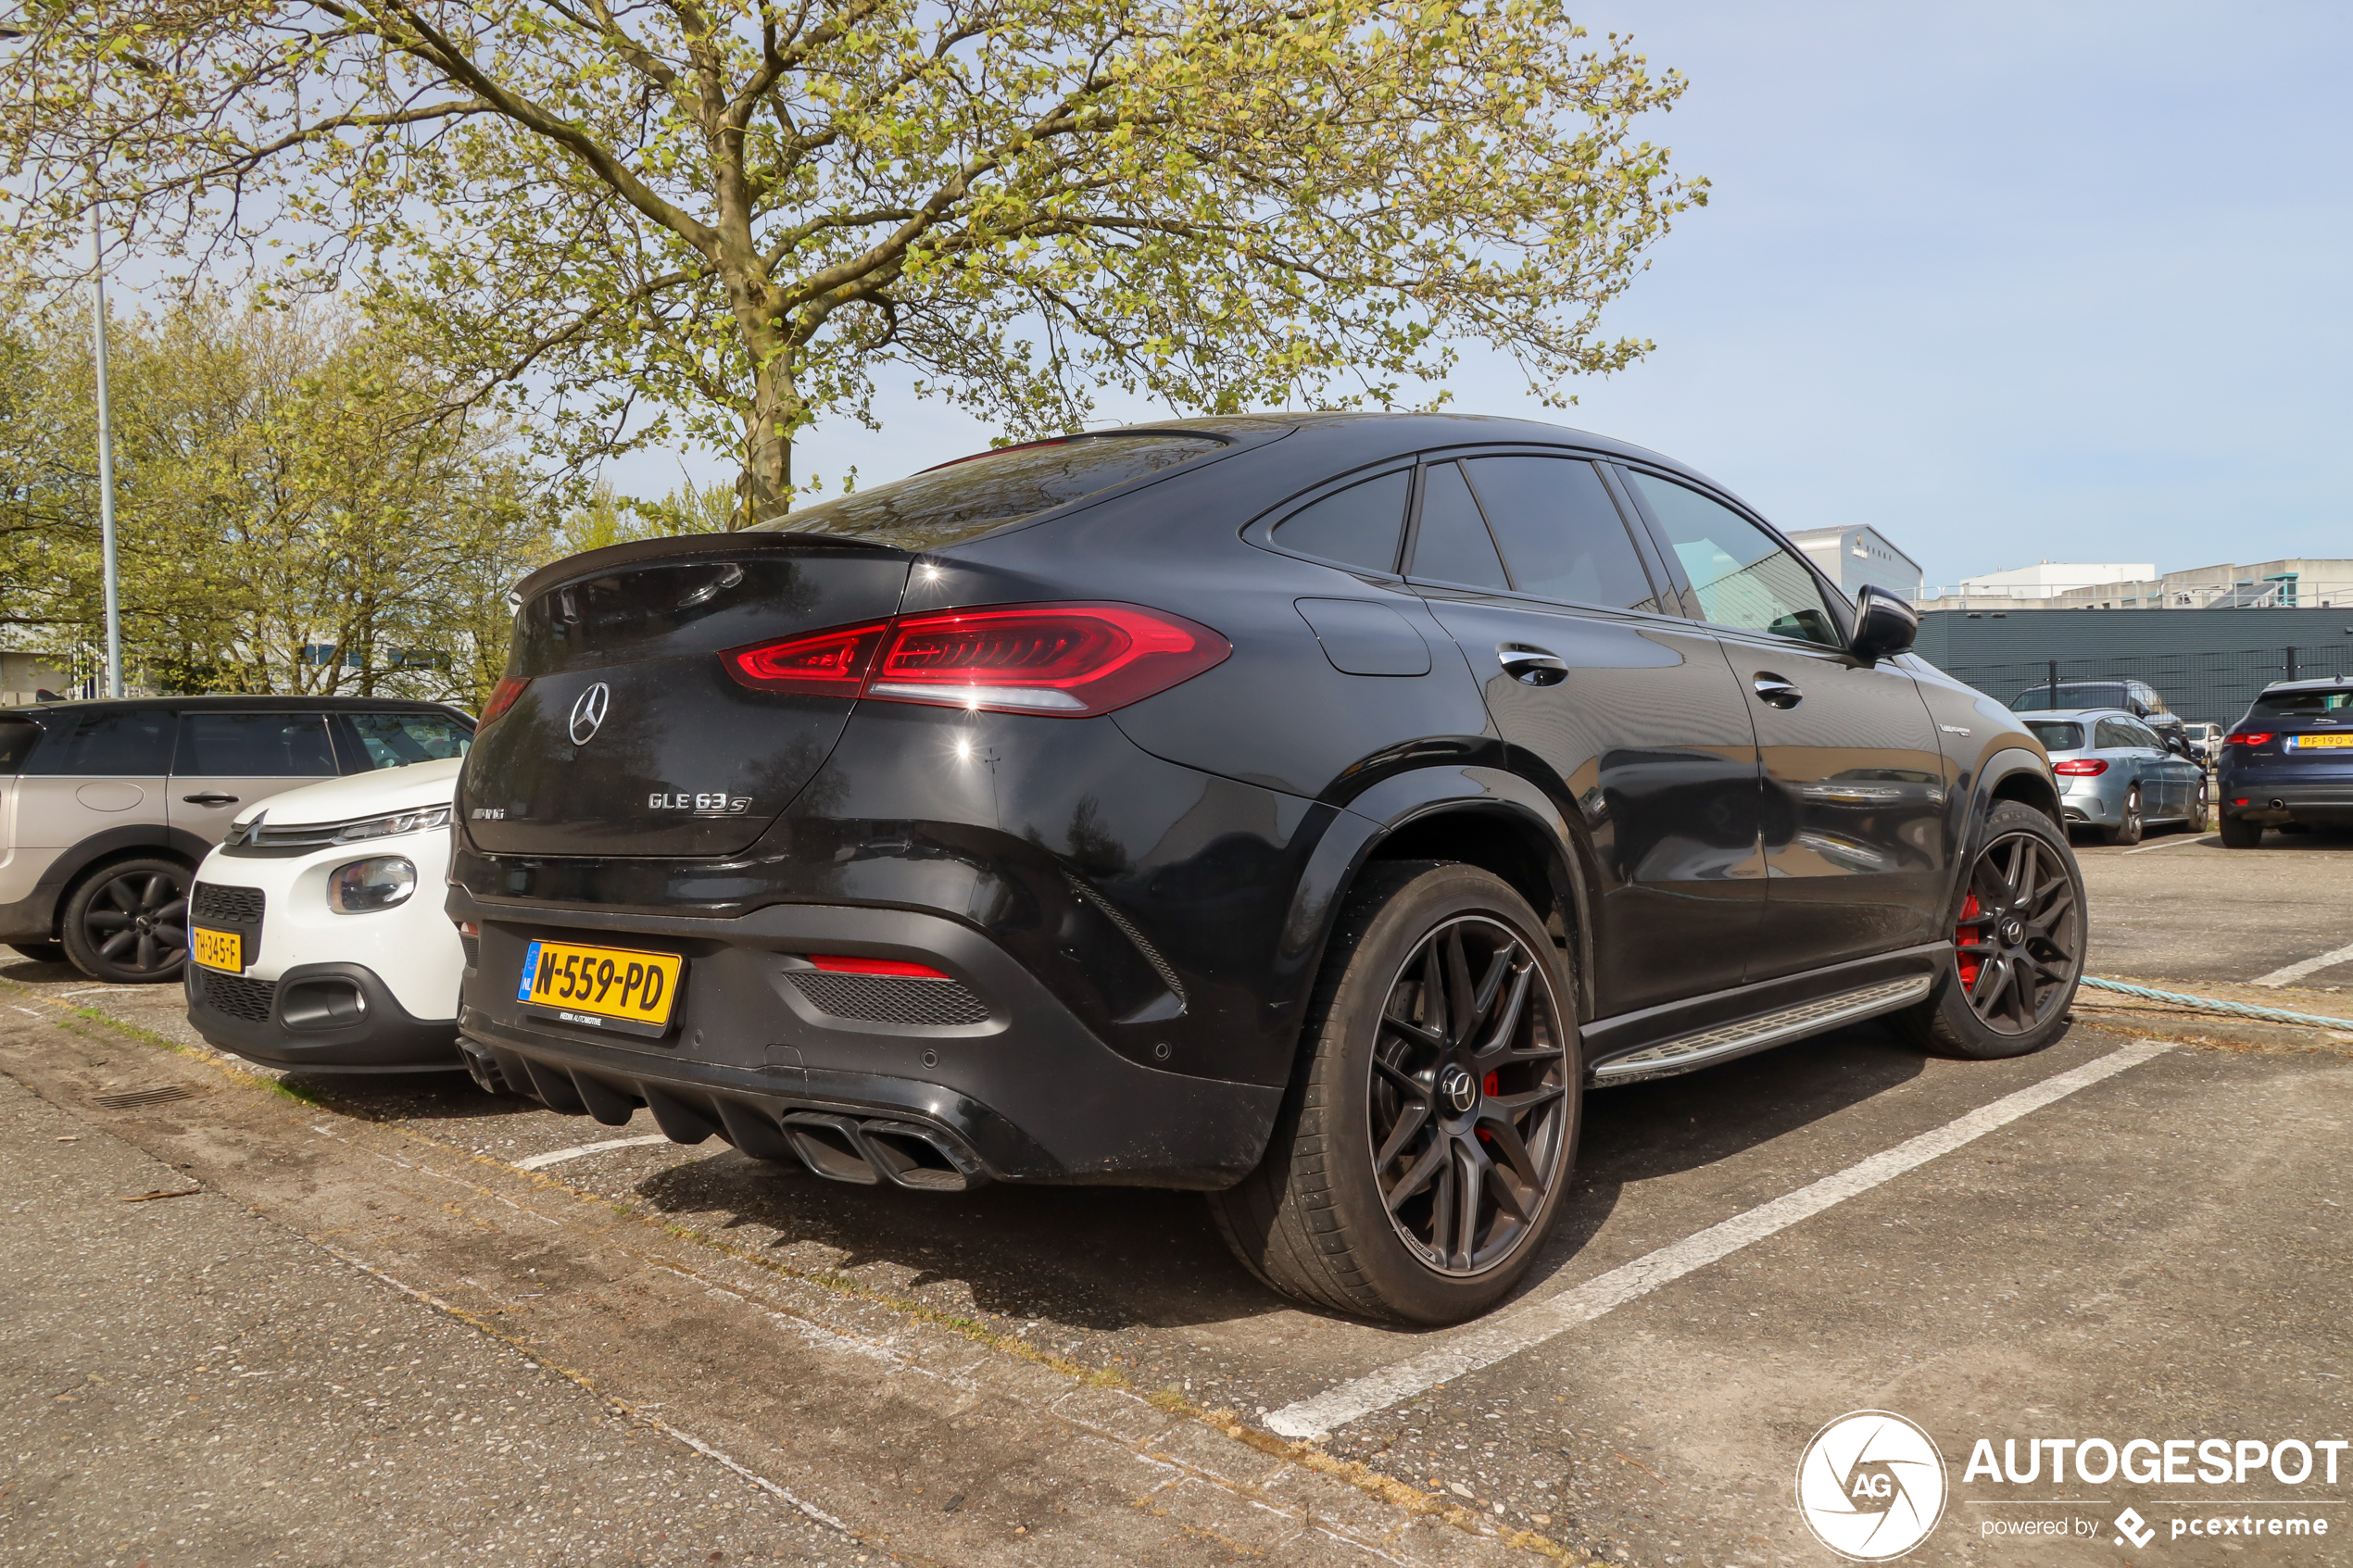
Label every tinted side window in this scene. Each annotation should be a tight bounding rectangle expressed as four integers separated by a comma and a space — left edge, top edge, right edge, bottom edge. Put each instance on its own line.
1407, 463, 1509, 590
2093, 719, 2136, 750
17, 709, 175, 774
336, 711, 474, 771
1461, 457, 1659, 611
0, 720, 40, 772
758, 433, 1222, 551
1270, 471, 1410, 573
176, 713, 337, 776
1626, 472, 1840, 645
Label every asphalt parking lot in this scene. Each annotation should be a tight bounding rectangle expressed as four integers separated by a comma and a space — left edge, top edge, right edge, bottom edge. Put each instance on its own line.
4, 828, 2349, 1566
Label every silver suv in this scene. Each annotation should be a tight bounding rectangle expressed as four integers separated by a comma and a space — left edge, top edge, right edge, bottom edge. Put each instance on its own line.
1, 697, 473, 983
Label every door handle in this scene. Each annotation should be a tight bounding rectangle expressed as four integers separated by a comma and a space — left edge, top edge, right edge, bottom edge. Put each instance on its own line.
1752, 674, 1804, 709
181, 792, 240, 807
1496, 645, 1569, 687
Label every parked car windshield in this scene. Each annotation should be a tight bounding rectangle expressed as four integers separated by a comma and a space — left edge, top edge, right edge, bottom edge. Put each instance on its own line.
756, 433, 1224, 552
2023, 721, 2083, 749
336, 711, 473, 769
2252, 687, 2353, 716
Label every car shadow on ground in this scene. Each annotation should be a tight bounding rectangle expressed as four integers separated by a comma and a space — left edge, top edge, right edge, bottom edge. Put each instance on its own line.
1, 955, 101, 984
618, 1019, 1932, 1336
283, 1071, 547, 1121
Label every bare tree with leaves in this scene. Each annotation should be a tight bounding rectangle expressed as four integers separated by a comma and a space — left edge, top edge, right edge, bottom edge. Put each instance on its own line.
2, 0, 1703, 523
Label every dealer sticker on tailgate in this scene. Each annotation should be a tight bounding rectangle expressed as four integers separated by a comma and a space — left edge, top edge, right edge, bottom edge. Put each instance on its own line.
517, 939, 684, 1036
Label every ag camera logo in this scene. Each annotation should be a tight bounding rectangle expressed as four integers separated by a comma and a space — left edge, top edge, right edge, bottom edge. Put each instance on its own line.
1796, 1411, 1949, 1561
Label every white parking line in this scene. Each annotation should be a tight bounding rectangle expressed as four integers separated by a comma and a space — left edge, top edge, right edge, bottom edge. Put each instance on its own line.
513, 1135, 673, 1171
2121, 834, 2208, 855
1263, 1042, 2169, 1440
2249, 939, 2353, 988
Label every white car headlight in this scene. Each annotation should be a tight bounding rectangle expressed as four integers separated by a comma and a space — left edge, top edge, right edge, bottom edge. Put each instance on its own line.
328, 856, 417, 914
331, 804, 452, 844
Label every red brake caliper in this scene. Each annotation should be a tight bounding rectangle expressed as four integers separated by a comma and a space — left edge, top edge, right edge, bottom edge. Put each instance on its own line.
1956, 891, 1982, 987
1478, 1072, 1501, 1142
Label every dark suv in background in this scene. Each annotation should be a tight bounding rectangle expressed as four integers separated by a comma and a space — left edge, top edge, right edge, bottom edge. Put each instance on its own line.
1, 696, 475, 982
450, 412, 2081, 1323
2219, 676, 2353, 846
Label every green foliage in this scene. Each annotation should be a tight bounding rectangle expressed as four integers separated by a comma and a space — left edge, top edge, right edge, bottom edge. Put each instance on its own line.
0, 294, 553, 709
0, 0, 1705, 522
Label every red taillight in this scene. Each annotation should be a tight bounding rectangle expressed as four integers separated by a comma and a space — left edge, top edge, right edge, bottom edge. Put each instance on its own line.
807, 954, 950, 979
2226, 732, 2274, 746
480, 675, 532, 726
2053, 758, 2108, 775
724, 603, 1229, 716
724, 621, 889, 696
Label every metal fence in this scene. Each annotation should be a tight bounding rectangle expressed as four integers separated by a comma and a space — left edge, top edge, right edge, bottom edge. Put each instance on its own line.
1926, 644, 2353, 727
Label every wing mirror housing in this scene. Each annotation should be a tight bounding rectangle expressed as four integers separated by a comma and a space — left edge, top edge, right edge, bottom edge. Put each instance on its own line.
1850, 585, 1919, 663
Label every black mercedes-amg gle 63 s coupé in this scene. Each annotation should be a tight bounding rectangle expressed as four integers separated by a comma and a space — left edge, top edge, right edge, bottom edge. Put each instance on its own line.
452, 412, 2082, 1323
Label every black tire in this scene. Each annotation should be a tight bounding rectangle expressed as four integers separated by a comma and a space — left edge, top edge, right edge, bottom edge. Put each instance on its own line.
2219, 812, 2262, 848
7, 942, 69, 965
1207, 861, 1581, 1324
59, 858, 192, 984
1899, 802, 2085, 1060
2101, 786, 2144, 847
2188, 778, 2209, 832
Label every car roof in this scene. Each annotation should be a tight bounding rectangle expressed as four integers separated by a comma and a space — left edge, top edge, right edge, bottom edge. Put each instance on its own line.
8, 695, 470, 719
2022, 709, 2140, 723
2258, 675, 2353, 694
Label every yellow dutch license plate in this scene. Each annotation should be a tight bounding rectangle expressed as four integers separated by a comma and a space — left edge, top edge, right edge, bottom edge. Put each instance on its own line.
191, 926, 243, 973
516, 939, 684, 1035
2291, 734, 2353, 749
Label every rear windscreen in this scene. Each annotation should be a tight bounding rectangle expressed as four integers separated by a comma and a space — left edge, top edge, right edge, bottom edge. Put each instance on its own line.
2252, 688, 2353, 716
757, 433, 1224, 551
2024, 721, 2083, 750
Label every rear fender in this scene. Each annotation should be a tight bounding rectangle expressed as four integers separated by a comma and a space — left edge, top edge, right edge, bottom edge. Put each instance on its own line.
1277, 762, 1597, 1029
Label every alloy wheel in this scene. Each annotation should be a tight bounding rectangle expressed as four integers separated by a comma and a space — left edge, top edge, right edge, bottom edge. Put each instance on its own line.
1952, 832, 2081, 1035
81, 868, 190, 977
1366, 915, 1572, 1276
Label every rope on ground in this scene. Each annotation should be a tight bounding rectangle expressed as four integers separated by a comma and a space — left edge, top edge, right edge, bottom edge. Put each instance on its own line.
2080, 976, 2353, 1032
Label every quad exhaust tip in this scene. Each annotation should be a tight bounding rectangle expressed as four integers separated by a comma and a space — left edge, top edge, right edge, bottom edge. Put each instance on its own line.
781, 1112, 986, 1192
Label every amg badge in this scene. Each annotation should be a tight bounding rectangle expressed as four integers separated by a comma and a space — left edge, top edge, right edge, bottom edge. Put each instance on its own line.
649, 792, 752, 816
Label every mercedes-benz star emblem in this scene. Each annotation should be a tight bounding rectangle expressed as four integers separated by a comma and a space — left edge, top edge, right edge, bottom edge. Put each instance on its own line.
1440, 1065, 1478, 1115
568, 682, 611, 746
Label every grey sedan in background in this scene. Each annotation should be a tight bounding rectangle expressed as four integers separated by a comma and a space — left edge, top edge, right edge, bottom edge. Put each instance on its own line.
2022, 708, 2208, 846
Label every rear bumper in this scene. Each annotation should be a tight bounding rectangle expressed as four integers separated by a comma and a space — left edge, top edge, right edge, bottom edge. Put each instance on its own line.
186, 960, 464, 1073
0, 886, 60, 946
447, 887, 1282, 1188
2218, 768, 2353, 823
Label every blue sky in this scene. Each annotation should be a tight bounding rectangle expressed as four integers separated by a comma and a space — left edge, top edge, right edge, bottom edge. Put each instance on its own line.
617, 3, 2352, 589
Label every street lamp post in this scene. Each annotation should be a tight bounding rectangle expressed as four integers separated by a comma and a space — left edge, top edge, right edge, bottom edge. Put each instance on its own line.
90, 201, 123, 698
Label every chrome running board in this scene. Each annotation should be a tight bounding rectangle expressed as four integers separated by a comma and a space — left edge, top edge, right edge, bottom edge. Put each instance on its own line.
1590, 975, 1932, 1085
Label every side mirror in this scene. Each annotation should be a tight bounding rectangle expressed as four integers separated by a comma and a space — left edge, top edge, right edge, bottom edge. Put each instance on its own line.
1850, 585, 1919, 662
